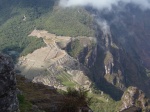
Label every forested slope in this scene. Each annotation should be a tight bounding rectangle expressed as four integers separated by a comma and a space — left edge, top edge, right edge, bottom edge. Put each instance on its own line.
0, 0, 94, 58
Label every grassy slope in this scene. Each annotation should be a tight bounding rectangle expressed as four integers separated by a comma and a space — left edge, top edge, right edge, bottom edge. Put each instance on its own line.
88, 89, 119, 112
16, 75, 89, 112
56, 72, 76, 88
17, 75, 118, 112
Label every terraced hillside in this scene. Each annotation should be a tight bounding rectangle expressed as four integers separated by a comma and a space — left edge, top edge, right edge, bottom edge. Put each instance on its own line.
16, 30, 96, 90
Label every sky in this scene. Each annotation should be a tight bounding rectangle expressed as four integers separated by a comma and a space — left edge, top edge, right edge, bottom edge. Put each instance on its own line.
59, 0, 150, 10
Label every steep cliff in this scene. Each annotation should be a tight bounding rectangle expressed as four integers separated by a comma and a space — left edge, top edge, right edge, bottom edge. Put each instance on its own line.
83, 4, 150, 100
0, 53, 19, 112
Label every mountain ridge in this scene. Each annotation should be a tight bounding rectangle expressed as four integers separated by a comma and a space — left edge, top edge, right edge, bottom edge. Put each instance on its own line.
0, 0, 150, 111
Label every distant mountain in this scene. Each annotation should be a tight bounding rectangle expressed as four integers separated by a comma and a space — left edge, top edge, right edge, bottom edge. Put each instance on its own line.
0, 0, 150, 112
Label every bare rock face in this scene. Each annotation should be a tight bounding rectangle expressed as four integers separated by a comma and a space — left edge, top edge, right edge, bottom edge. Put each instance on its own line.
119, 87, 150, 112
0, 53, 19, 112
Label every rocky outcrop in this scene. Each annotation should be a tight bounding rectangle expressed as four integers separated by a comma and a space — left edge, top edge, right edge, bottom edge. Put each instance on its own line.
119, 87, 150, 112
65, 36, 97, 67
0, 53, 19, 112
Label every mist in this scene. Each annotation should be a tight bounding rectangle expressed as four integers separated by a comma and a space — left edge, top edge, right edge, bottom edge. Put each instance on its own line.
59, 0, 150, 10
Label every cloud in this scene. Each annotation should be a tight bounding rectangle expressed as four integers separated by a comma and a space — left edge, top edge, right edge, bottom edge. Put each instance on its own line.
97, 19, 110, 35
59, 0, 150, 10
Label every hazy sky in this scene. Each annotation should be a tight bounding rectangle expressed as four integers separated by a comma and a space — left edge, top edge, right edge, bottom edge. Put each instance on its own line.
59, 0, 150, 10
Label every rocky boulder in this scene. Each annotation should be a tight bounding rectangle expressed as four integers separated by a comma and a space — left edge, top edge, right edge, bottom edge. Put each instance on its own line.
0, 53, 19, 112
119, 86, 150, 112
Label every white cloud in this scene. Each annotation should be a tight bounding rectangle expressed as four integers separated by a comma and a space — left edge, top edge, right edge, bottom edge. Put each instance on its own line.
59, 0, 150, 10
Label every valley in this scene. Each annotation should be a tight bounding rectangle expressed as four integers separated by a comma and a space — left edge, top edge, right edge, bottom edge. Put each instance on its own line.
0, 0, 150, 112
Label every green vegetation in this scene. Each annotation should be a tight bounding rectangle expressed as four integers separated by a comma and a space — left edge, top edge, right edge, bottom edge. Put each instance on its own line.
36, 7, 94, 37
56, 72, 77, 87
17, 74, 122, 112
0, 0, 50, 57
21, 37, 46, 56
67, 39, 84, 58
16, 75, 92, 112
89, 89, 119, 112
90, 98, 119, 112
61, 87, 91, 112
17, 94, 32, 112
0, 0, 94, 58
16, 75, 57, 112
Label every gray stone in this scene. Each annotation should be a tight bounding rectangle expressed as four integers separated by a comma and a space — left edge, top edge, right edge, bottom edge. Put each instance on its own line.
0, 53, 19, 112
